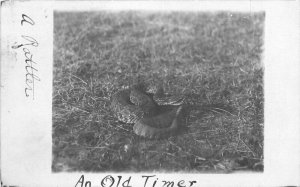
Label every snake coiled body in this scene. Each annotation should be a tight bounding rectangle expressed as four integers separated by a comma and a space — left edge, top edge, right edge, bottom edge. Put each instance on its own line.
111, 83, 231, 139
110, 84, 183, 139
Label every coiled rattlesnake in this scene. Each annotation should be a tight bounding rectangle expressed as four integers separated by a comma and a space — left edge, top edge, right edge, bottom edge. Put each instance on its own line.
111, 83, 230, 139
110, 84, 184, 139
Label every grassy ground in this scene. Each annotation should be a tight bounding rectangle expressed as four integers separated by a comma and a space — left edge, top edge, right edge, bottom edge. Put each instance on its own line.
52, 11, 264, 172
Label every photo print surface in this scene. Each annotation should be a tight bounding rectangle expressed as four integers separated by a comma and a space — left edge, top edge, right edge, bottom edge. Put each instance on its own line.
52, 11, 264, 172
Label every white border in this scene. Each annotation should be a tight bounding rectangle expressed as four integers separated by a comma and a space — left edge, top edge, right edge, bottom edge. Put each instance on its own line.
1, 1, 300, 187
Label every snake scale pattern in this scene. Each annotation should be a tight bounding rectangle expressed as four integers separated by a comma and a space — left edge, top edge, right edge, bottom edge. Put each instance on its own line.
110, 84, 184, 139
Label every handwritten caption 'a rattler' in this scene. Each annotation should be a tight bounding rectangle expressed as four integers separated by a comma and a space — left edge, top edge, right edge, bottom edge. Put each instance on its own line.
11, 14, 40, 100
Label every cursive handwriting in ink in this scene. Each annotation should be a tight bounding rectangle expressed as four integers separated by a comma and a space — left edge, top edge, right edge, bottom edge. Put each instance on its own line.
74, 175, 197, 187
21, 14, 35, 26
11, 14, 40, 99
23, 47, 40, 98
11, 35, 38, 49
75, 175, 91, 187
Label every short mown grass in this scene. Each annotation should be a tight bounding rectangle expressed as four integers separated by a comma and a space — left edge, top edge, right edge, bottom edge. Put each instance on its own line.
52, 11, 264, 172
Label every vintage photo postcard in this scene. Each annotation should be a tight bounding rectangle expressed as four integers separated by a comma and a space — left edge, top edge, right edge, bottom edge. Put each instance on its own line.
1, 1, 299, 187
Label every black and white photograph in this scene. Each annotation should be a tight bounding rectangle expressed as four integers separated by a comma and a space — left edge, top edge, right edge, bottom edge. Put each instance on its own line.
52, 11, 264, 172
1, 1, 299, 187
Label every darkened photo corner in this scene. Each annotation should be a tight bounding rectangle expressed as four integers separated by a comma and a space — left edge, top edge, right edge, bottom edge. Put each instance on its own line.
52, 11, 264, 172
